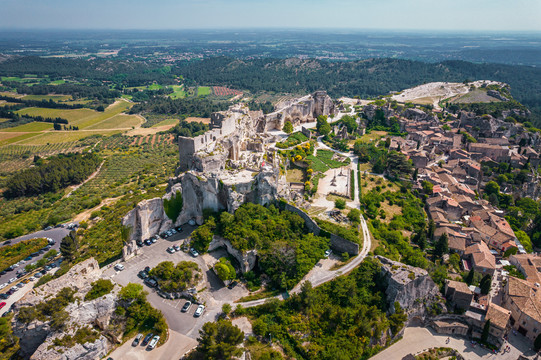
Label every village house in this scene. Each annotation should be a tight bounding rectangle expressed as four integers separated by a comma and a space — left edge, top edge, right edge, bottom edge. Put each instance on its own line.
464, 241, 496, 275
502, 276, 541, 343
445, 280, 474, 310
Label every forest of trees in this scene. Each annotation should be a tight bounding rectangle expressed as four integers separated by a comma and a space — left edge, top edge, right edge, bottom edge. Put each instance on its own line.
4, 153, 102, 198
176, 57, 541, 125
130, 96, 229, 117
0, 56, 174, 87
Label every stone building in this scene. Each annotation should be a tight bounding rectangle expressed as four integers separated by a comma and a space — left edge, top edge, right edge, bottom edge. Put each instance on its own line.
445, 280, 474, 310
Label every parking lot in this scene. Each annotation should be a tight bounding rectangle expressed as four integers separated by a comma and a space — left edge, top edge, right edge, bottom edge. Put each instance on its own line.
0, 224, 76, 286
103, 225, 247, 340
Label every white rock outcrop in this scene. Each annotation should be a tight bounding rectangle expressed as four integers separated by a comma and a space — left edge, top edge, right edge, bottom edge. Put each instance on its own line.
12, 258, 118, 360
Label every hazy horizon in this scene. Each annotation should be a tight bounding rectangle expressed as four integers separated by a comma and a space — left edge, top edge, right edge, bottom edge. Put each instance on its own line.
0, 0, 540, 31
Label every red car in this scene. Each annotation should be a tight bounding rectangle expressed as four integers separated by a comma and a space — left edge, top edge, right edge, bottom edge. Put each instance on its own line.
0, 302, 6, 310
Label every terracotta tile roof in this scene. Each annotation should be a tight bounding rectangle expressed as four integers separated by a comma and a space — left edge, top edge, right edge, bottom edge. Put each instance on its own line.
465, 242, 496, 270
447, 279, 472, 294
506, 277, 541, 324
486, 303, 511, 329
449, 237, 466, 252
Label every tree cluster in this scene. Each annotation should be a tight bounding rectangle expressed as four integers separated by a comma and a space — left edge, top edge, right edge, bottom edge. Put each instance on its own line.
4, 153, 101, 198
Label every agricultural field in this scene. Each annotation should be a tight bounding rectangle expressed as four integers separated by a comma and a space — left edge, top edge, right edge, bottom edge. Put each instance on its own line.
5, 99, 141, 145
0, 136, 178, 244
212, 86, 242, 97
3, 122, 54, 132
21, 94, 72, 102
197, 86, 211, 96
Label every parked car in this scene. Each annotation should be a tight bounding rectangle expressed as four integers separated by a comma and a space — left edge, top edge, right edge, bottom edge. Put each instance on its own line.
173, 245, 181, 252
144, 278, 158, 288
144, 239, 152, 246
0, 302, 6, 310
194, 304, 205, 317
151, 237, 157, 244
166, 247, 175, 254
176, 226, 183, 232
114, 264, 125, 271
0, 270, 6, 275
16, 282, 24, 288
3, 240, 11, 245
147, 335, 160, 350
44, 226, 53, 231
0, 283, 6, 290
141, 333, 153, 346
136, 239, 144, 247
0, 293, 9, 300
190, 248, 199, 257
138, 270, 149, 279
34, 272, 43, 278
181, 301, 192, 313
29, 276, 36, 281
132, 333, 143, 347
144, 266, 151, 273
8, 278, 16, 284
227, 281, 238, 290
324, 249, 332, 257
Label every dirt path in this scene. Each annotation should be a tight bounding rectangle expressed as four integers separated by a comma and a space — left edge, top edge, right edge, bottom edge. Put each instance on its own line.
73, 196, 121, 223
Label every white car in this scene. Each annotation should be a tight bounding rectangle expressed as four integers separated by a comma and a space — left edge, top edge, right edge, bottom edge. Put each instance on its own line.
194, 304, 205, 317
8, 278, 16, 284
147, 335, 160, 350
114, 264, 125, 271
0, 283, 6, 290
190, 248, 199, 257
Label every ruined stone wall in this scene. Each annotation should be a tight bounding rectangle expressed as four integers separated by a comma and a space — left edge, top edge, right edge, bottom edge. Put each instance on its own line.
208, 235, 257, 273
283, 203, 321, 235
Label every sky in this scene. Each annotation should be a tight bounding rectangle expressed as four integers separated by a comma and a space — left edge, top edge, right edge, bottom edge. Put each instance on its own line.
0, 0, 540, 31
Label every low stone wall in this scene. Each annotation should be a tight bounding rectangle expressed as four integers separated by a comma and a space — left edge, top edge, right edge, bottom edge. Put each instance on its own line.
283, 203, 359, 256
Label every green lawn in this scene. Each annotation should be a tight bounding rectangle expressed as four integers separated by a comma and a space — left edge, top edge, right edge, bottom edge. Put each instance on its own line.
197, 86, 211, 96
168, 85, 186, 100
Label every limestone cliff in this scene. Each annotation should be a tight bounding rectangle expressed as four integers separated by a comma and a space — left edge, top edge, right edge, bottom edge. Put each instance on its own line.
377, 256, 443, 324
122, 169, 284, 246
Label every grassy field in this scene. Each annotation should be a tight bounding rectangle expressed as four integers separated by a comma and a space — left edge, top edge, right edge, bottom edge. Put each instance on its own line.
168, 85, 186, 99
3, 122, 54, 132
21, 95, 72, 102
452, 88, 501, 104
151, 118, 179, 127
197, 86, 211, 96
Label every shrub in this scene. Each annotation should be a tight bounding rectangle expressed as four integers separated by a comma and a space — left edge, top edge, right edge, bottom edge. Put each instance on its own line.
84, 279, 114, 301
335, 198, 346, 209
